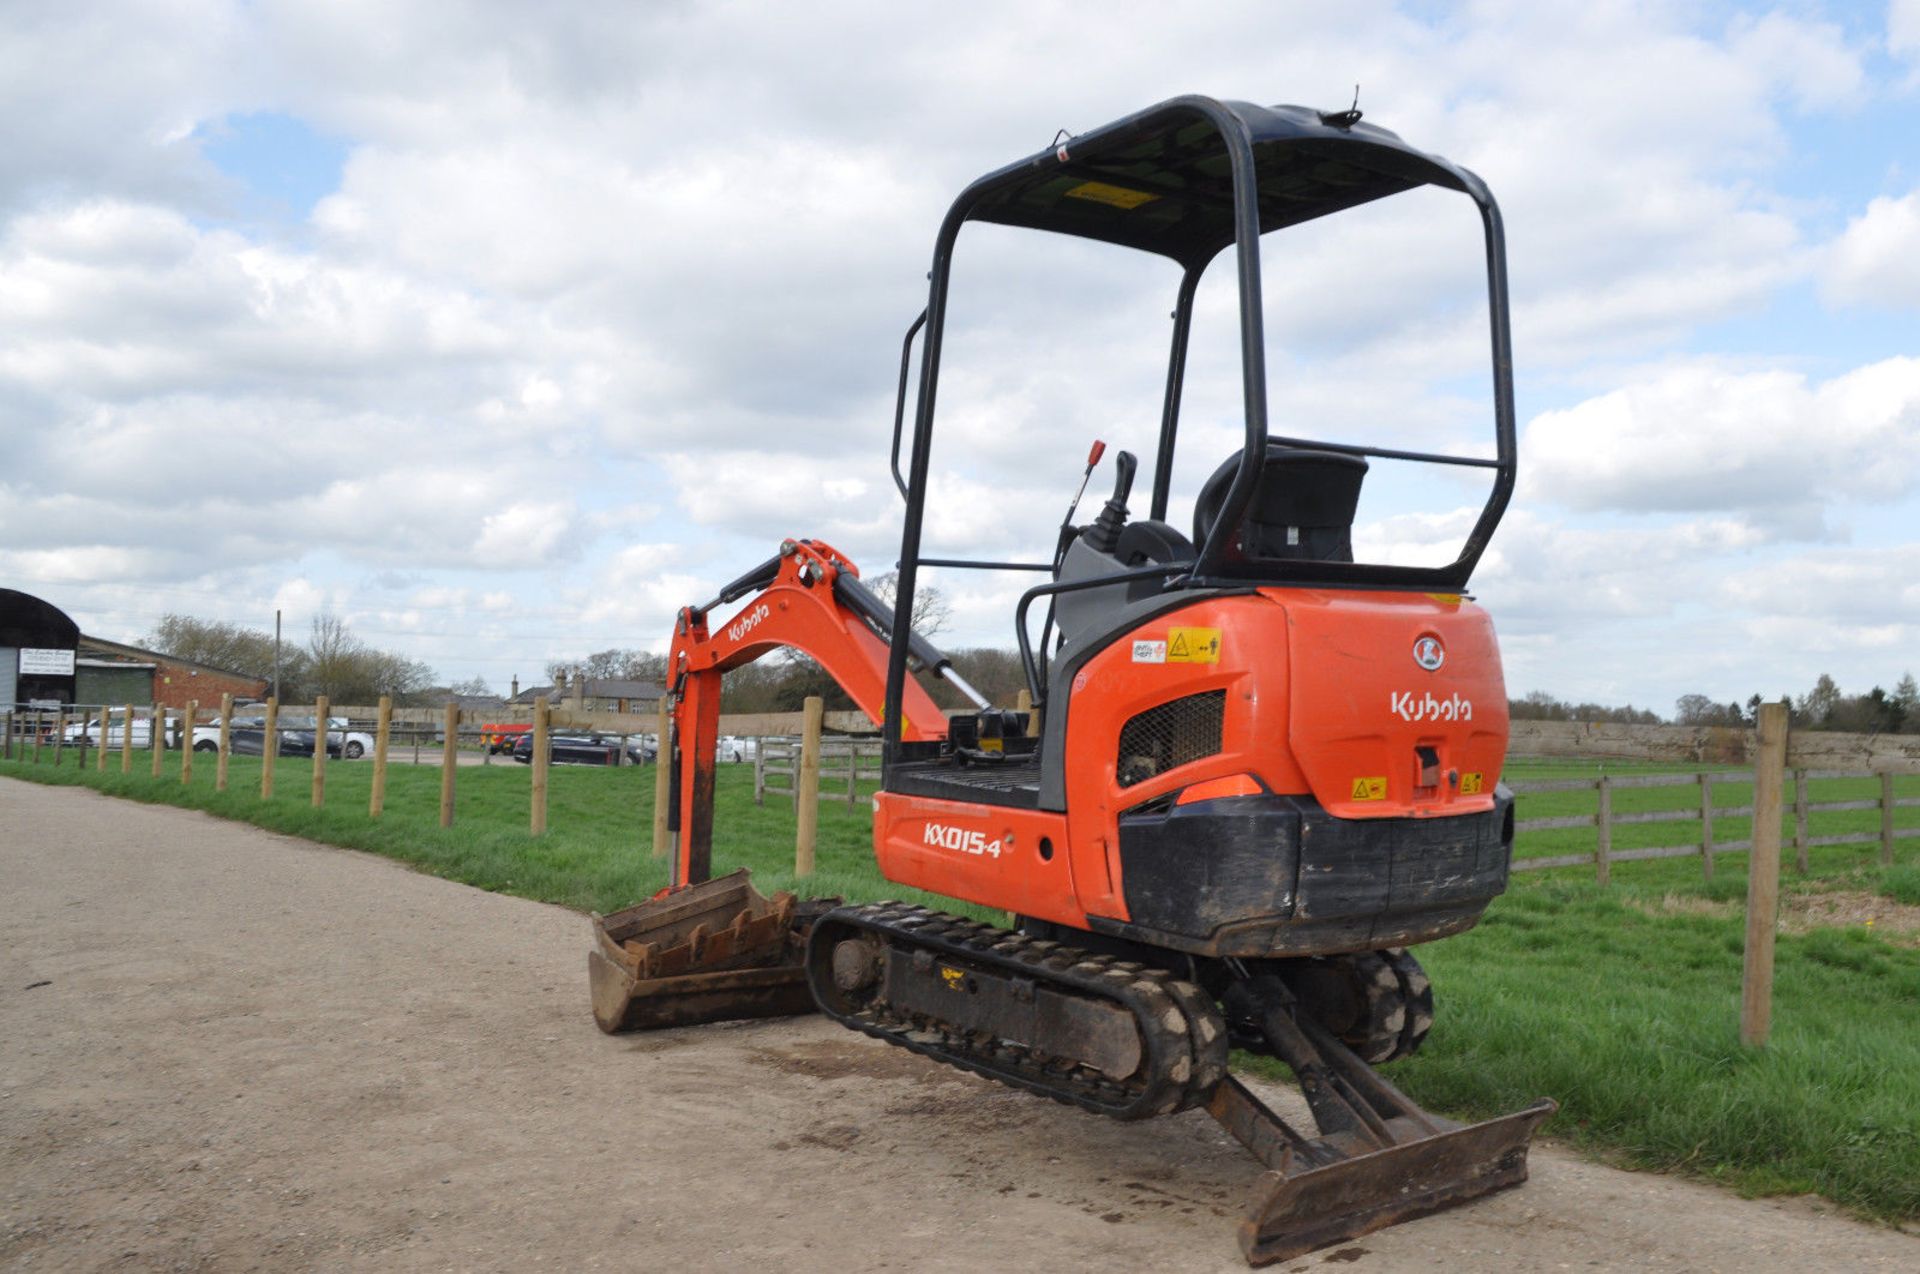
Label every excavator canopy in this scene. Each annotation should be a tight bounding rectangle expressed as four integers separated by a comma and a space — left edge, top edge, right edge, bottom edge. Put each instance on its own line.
961, 98, 1478, 268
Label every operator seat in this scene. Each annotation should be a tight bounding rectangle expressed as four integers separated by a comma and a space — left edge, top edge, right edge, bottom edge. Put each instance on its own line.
1192, 444, 1368, 564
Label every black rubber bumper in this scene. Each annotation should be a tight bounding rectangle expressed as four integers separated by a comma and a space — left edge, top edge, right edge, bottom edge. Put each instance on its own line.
1087, 787, 1515, 957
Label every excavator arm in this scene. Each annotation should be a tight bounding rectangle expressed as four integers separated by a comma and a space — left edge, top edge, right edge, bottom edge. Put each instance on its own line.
587, 539, 970, 1034
665, 537, 964, 887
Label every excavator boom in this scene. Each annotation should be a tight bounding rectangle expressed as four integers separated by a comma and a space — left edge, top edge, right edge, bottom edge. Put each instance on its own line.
664, 538, 952, 888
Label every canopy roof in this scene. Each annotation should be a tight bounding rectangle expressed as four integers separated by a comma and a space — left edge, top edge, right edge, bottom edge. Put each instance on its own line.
960, 97, 1477, 268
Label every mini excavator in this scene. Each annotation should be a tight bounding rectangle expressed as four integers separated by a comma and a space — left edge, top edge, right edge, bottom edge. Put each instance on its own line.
588, 95, 1555, 1265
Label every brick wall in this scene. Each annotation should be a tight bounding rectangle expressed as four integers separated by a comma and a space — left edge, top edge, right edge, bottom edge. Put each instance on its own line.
151, 661, 268, 709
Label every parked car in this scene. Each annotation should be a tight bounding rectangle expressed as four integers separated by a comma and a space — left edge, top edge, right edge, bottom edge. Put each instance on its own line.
715, 735, 757, 763
207, 714, 321, 757
186, 714, 368, 758
56, 711, 153, 748
325, 716, 375, 760
510, 732, 653, 766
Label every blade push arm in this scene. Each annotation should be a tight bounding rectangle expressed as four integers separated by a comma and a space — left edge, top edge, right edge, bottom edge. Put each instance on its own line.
665, 538, 953, 886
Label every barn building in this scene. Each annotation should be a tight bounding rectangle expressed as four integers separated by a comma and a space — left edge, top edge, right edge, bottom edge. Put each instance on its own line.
3, 588, 268, 709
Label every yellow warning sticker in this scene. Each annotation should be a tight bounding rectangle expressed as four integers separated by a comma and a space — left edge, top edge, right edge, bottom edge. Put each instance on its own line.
1063, 180, 1159, 210
1459, 771, 1485, 795
1351, 776, 1387, 801
1166, 627, 1221, 664
940, 966, 966, 991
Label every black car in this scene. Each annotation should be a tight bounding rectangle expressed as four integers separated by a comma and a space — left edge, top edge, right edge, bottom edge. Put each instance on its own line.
219, 715, 325, 758
510, 733, 653, 766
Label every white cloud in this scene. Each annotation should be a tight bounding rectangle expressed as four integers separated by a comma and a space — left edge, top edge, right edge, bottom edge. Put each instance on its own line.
1520, 357, 1920, 528
1727, 11, 1865, 111
1892, 0, 1920, 63
1824, 190, 1920, 308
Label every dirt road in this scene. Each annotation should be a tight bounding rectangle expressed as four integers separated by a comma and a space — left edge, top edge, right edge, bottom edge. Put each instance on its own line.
3, 777, 1914, 1271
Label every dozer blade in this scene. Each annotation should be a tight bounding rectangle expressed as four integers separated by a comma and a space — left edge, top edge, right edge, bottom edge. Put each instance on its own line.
1215, 1079, 1555, 1266
588, 868, 835, 1033
1212, 973, 1557, 1266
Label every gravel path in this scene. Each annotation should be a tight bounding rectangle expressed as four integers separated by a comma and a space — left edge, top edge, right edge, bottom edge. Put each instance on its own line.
3, 776, 1915, 1271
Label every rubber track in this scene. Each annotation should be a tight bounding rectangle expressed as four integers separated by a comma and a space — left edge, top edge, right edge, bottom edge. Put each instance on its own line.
807, 902, 1227, 1122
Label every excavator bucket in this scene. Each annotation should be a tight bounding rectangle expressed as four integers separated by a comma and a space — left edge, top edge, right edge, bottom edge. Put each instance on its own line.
588, 869, 832, 1033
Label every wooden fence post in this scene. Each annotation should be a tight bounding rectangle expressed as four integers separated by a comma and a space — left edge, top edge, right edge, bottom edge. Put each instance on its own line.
1883, 772, 1897, 867
651, 698, 671, 859
54, 708, 66, 766
311, 695, 330, 808
150, 704, 165, 778
1792, 769, 1808, 873
95, 706, 108, 772
181, 700, 198, 785
1698, 772, 1715, 883
1741, 701, 1789, 1049
795, 696, 824, 877
32, 709, 43, 764
440, 702, 459, 829
261, 697, 279, 798
216, 695, 233, 792
530, 696, 550, 835
1595, 776, 1612, 887
753, 737, 766, 805
370, 696, 392, 819
120, 703, 133, 773
1016, 687, 1039, 737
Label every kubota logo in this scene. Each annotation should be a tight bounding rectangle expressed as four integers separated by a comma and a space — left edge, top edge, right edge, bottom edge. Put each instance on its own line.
1391, 691, 1473, 723
923, 822, 1003, 859
726, 603, 771, 643
1412, 634, 1446, 671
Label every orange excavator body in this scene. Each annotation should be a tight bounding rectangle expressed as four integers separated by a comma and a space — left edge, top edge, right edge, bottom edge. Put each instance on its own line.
871, 588, 1510, 935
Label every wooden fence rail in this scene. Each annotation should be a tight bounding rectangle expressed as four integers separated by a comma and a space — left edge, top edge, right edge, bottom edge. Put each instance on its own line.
1511, 768, 1919, 880
754, 735, 884, 808
0, 696, 671, 840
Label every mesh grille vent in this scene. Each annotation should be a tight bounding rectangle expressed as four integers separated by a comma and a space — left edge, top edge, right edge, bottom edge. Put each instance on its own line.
1116, 690, 1225, 788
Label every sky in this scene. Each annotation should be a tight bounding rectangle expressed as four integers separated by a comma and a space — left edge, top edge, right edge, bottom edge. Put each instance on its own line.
1, 0, 1917, 714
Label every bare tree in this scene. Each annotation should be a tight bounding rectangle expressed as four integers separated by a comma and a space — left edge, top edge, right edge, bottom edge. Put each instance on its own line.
544, 648, 667, 685
864, 571, 952, 638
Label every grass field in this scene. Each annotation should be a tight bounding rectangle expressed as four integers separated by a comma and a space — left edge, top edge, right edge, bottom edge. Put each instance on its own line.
4, 746, 1917, 1223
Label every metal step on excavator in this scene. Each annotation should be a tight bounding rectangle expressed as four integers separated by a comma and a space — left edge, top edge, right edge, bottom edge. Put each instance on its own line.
589, 94, 1555, 1266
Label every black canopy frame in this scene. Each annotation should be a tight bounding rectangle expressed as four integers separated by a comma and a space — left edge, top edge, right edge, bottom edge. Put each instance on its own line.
881, 96, 1517, 759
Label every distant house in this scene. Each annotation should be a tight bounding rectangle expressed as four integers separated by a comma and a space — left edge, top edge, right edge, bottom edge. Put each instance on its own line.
508, 671, 664, 715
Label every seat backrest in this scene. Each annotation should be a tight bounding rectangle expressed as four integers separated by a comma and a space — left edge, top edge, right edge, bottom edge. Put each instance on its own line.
1191, 445, 1369, 564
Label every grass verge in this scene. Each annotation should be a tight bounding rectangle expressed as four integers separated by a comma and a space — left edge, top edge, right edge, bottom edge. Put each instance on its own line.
4, 750, 1916, 1222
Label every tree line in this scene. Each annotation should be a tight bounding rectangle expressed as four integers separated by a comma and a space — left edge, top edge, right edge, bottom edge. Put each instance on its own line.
154, 608, 1916, 736
539, 645, 1025, 716
1515, 672, 1920, 734
148, 613, 484, 706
